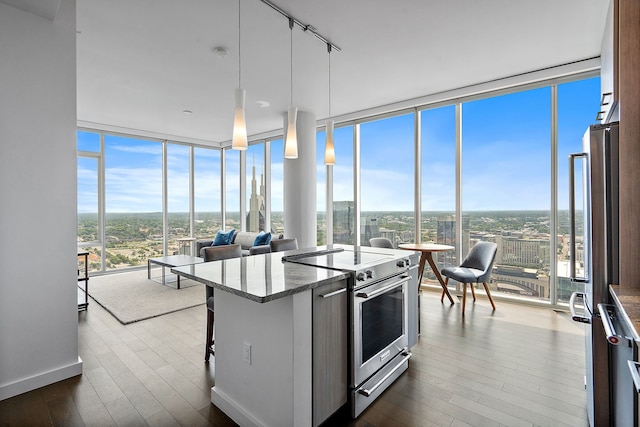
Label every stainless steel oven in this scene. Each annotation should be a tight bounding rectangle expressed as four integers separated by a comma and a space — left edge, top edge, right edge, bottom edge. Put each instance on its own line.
283, 245, 417, 418
352, 272, 409, 386
351, 271, 412, 417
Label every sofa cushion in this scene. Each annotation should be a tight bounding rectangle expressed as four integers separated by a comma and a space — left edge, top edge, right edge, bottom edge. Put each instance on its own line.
233, 231, 260, 250
212, 229, 236, 246
253, 231, 272, 246
198, 231, 285, 257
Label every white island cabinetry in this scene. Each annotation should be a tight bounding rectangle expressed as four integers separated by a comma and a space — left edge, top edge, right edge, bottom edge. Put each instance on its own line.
172, 254, 349, 427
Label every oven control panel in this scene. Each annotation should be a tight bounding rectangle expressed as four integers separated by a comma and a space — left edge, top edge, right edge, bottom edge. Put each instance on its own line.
396, 258, 411, 268
356, 270, 375, 281
355, 258, 412, 283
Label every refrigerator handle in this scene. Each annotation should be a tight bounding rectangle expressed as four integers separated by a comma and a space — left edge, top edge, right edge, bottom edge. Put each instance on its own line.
627, 361, 640, 394
569, 153, 588, 283
569, 291, 590, 324
597, 303, 624, 345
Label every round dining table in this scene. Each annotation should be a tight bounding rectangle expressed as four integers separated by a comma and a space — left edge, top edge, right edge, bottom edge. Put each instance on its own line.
398, 243, 455, 305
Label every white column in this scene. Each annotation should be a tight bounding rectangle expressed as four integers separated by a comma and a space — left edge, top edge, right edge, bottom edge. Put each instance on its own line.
283, 110, 317, 248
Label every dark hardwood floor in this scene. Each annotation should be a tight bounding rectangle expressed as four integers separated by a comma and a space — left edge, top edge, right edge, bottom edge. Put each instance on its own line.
0, 287, 588, 426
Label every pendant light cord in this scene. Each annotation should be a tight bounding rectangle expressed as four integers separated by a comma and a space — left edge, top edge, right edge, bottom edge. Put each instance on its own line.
327, 43, 332, 118
238, 0, 241, 88
289, 17, 294, 106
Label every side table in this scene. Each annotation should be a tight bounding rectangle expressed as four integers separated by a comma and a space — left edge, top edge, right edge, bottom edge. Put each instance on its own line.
77, 251, 89, 311
398, 243, 455, 334
148, 254, 204, 289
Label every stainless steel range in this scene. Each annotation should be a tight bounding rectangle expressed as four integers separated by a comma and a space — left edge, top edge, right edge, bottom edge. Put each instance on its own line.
283, 245, 419, 418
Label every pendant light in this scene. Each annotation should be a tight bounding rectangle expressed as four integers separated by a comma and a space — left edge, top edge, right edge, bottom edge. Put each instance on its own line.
324, 43, 335, 165
232, 0, 248, 150
284, 17, 298, 159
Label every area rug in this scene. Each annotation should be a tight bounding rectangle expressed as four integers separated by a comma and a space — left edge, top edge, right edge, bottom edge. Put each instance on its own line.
87, 269, 205, 324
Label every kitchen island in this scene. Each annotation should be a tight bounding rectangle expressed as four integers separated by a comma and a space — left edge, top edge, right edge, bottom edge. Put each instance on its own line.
172, 252, 350, 427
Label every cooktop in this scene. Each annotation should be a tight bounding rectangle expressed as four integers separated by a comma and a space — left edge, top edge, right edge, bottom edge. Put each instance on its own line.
283, 246, 399, 272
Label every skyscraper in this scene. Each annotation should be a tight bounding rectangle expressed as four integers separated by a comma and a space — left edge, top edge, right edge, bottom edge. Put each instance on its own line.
333, 201, 354, 244
247, 163, 265, 232
360, 216, 380, 245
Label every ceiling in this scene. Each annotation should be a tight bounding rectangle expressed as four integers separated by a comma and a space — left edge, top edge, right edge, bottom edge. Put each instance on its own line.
69, 0, 609, 145
1, 0, 60, 19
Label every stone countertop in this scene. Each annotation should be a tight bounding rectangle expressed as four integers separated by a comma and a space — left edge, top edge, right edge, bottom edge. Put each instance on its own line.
609, 285, 640, 340
171, 251, 349, 303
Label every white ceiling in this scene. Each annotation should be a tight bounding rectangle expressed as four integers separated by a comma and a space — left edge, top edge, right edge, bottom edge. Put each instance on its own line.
73, 0, 609, 145
0, 0, 60, 19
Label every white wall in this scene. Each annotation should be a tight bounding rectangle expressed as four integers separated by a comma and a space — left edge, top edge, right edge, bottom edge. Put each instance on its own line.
0, 0, 82, 400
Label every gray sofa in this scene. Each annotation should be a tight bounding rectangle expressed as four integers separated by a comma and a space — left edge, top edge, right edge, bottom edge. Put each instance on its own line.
196, 231, 284, 257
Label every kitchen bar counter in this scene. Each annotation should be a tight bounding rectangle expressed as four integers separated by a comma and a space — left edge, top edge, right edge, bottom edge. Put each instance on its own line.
171, 250, 350, 427
171, 251, 349, 303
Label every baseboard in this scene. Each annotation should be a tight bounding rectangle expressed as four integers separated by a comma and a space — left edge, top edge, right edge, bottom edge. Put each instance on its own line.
211, 386, 264, 427
0, 357, 83, 401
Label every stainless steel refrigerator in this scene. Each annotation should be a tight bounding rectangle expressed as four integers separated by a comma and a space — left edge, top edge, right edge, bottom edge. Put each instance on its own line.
569, 122, 619, 426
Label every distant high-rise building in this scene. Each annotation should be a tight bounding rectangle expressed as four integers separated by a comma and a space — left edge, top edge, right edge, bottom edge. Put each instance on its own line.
494, 235, 549, 269
437, 215, 456, 246
247, 163, 265, 232
333, 201, 354, 244
360, 216, 380, 245
436, 215, 466, 268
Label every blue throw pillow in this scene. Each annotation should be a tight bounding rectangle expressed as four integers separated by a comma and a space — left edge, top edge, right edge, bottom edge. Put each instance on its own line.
253, 231, 272, 246
212, 229, 235, 246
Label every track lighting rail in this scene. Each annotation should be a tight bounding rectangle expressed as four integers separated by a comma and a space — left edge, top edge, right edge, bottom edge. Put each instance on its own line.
258, 0, 341, 52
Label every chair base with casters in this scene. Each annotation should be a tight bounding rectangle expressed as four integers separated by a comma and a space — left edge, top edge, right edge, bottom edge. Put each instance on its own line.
440, 241, 498, 316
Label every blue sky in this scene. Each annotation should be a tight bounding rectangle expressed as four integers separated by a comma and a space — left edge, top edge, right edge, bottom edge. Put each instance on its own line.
77, 77, 600, 213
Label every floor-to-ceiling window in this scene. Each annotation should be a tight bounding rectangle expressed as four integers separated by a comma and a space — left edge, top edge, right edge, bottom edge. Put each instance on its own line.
461, 87, 552, 301
194, 147, 222, 239
557, 77, 601, 302
77, 130, 102, 272
78, 130, 223, 273
360, 113, 415, 247
333, 125, 355, 245
224, 149, 241, 231
270, 138, 284, 235
420, 105, 458, 284
78, 72, 600, 302
167, 143, 190, 255
103, 134, 163, 270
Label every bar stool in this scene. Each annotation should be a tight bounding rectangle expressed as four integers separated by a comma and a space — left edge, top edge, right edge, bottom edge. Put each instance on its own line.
202, 244, 242, 362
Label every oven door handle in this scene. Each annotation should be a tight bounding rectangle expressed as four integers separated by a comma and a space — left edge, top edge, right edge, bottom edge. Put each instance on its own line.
358, 350, 412, 397
355, 276, 409, 299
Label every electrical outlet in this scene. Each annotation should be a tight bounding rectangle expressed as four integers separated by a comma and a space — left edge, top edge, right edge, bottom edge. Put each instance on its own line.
243, 342, 251, 365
